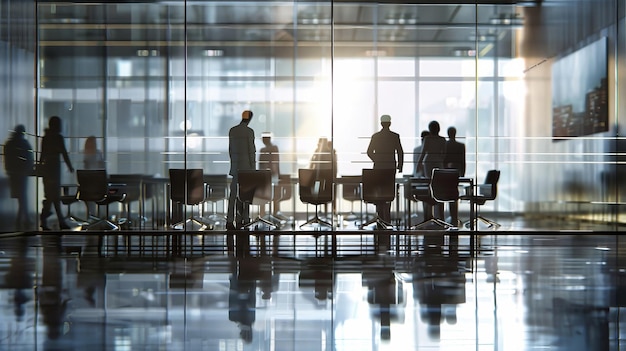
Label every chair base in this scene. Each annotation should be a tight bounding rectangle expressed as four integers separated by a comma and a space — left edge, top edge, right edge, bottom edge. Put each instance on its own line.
243, 216, 277, 231
464, 216, 501, 230
360, 216, 393, 230
172, 217, 210, 231
300, 214, 332, 229
411, 218, 456, 230
84, 219, 119, 231
262, 214, 287, 228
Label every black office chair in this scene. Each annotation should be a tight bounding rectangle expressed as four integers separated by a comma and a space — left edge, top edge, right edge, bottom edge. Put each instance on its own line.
203, 174, 229, 225
412, 168, 459, 230
298, 168, 334, 229
341, 175, 363, 224
461, 169, 501, 229
169, 168, 209, 231
237, 169, 276, 230
360, 168, 396, 230
76, 169, 126, 231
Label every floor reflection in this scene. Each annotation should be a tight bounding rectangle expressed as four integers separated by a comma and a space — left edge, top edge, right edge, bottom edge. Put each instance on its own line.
0, 232, 625, 350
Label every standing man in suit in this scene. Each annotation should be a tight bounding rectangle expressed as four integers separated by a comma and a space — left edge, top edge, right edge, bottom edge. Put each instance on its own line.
366, 114, 404, 224
443, 126, 466, 226
227, 110, 255, 230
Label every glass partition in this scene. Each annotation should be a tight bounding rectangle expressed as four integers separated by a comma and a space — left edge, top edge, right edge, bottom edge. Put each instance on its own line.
0, 0, 623, 231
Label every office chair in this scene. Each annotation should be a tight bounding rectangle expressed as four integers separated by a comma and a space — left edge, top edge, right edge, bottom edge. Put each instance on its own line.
412, 168, 459, 230
298, 168, 334, 229
461, 169, 501, 229
169, 168, 210, 231
237, 169, 276, 230
76, 169, 126, 231
360, 168, 396, 230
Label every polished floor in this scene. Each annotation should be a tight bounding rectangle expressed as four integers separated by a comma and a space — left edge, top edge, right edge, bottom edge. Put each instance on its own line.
1, 217, 625, 351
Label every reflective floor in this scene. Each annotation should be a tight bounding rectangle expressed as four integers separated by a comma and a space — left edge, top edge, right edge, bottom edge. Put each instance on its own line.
1, 223, 625, 350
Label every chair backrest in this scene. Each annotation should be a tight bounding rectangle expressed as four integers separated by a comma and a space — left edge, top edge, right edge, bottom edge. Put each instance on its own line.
77, 169, 109, 202
237, 169, 272, 205
341, 175, 362, 202
361, 168, 396, 203
479, 169, 500, 200
298, 168, 334, 205
169, 169, 205, 205
430, 168, 459, 203
204, 174, 229, 201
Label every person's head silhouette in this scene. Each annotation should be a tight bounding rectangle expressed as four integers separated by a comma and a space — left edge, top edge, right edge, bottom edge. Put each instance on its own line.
262, 132, 272, 146
428, 120, 440, 135
13, 124, 25, 136
241, 110, 253, 123
48, 116, 62, 133
447, 126, 457, 140
380, 114, 391, 128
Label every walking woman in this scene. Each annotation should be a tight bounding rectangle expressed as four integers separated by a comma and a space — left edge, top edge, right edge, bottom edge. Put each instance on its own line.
39, 116, 74, 230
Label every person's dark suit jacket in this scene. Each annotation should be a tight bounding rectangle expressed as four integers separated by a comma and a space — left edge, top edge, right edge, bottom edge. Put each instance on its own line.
367, 128, 404, 170
444, 140, 466, 177
229, 121, 256, 176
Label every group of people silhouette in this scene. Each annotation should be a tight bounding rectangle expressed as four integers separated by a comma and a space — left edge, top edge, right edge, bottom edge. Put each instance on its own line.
414, 121, 466, 225
3, 117, 105, 231
3, 112, 466, 231
224, 109, 466, 230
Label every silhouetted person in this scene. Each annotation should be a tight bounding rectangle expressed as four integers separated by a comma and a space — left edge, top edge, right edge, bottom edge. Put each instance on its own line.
309, 137, 336, 217
412, 130, 429, 178
82, 135, 105, 217
310, 137, 330, 170
443, 126, 465, 225
227, 110, 255, 230
39, 116, 74, 230
3, 124, 34, 230
83, 135, 104, 170
367, 114, 404, 224
411, 130, 430, 224
259, 132, 281, 216
417, 121, 446, 220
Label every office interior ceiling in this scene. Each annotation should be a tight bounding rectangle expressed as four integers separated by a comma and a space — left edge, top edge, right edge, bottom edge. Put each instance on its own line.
36, 1, 538, 58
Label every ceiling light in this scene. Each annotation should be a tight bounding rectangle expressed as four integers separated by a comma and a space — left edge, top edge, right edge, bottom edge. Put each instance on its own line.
452, 48, 476, 57
489, 13, 524, 26
204, 49, 223, 57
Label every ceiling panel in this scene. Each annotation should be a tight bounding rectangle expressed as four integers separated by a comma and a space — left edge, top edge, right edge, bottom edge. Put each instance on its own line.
37, 2, 529, 58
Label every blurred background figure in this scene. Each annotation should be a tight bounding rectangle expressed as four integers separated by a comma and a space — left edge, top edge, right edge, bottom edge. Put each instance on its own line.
258, 132, 282, 222
82, 135, 105, 218
82, 135, 105, 170
3, 124, 34, 230
443, 126, 465, 226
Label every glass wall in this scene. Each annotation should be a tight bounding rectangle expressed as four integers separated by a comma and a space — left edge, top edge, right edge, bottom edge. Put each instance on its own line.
0, 0, 624, 231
